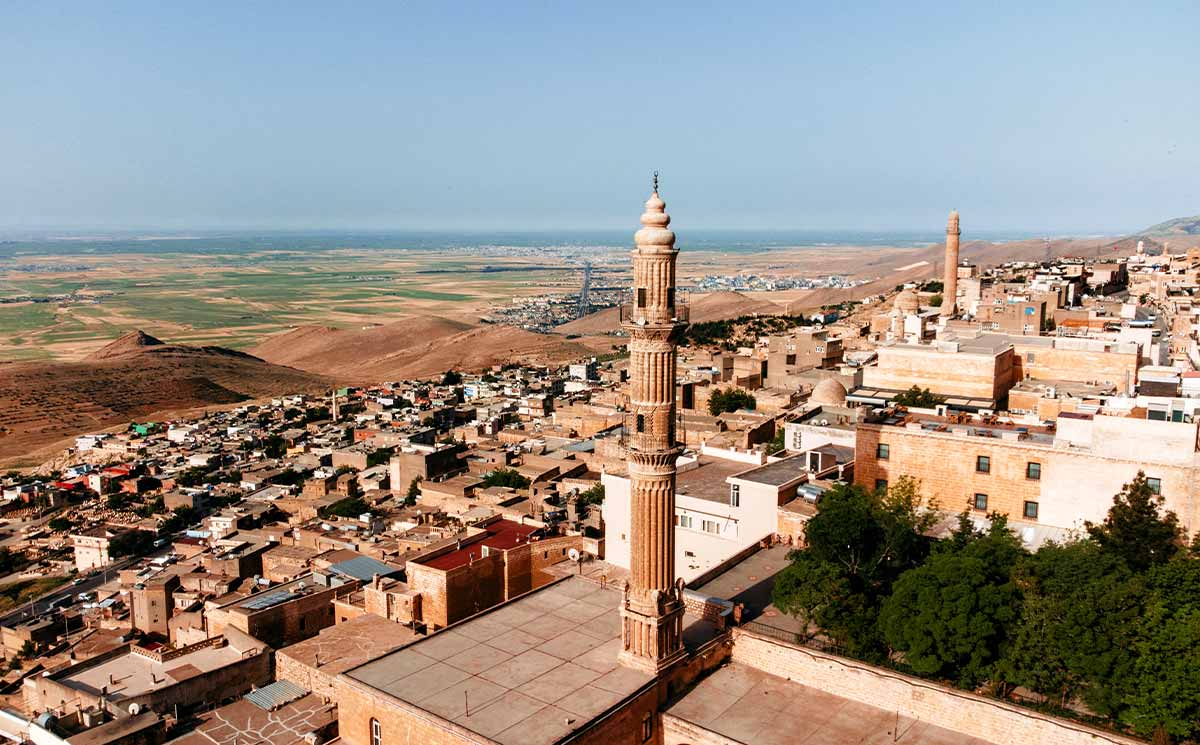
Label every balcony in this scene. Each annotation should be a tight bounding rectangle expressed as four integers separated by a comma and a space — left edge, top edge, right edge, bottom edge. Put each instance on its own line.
619, 302, 689, 326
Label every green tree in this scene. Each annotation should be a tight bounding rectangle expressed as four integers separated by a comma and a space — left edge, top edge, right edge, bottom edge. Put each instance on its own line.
928, 294, 943, 307
158, 506, 198, 536
18, 641, 35, 659
405, 477, 422, 506
765, 426, 786, 455
578, 482, 605, 506
442, 370, 463, 385
481, 468, 531, 490
707, 388, 756, 415
48, 516, 74, 533
892, 386, 946, 408
771, 552, 849, 641
262, 434, 287, 458
773, 481, 932, 657
321, 496, 370, 518
108, 530, 156, 558
1086, 472, 1182, 572
1002, 541, 1143, 716
881, 515, 1023, 686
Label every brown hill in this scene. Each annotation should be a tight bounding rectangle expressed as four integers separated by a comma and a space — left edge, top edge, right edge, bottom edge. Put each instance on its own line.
251, 316, 473, 375
556, 291, 782, 335
253, 318, 594, 381
0, 332, 331, 467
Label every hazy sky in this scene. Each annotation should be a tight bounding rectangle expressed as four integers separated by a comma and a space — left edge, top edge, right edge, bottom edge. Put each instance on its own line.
2, 2, 1197, 233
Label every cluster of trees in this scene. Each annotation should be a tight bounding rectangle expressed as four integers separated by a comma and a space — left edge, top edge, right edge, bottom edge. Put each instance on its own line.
708, 388, 756, 415
481, 468, 531, 490
108, 529, 156, 558
684, 314, 815, 350
320, 495, 370, 518
771, 474, 1200, 740
892, 386, 946, 408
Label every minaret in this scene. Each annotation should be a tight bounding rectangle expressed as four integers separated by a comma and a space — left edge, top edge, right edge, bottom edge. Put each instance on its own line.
619, 174, 688, 674
940, 210, 961, 318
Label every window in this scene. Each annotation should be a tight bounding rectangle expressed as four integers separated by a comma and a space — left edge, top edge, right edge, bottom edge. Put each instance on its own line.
636, 288, 647, 308
635, 414, 645, 433
976, 455, 991, 473
371, 719, 382, 745
676, 514, 693, 529
876, 443, 890, 460
874, 478, 888, 491
702, 519, 720, 534
1026, 352, 1036, 363
1026, 462, 1041, 480
666, 288, 674, 308
730, 484, 740, 507
973, 493, 988, 511
300, 617, 306, 631
1024, 501, 1039, 519
641, 713, 653, 742
1147, 477, 1162, 495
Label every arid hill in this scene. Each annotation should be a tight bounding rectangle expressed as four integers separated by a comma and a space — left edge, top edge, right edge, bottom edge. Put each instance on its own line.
253, 318, 598, 381
556, 291, 782, 335
1141, 215, 1200, 237
251, 317, 474, 375
0, 331, 331, 467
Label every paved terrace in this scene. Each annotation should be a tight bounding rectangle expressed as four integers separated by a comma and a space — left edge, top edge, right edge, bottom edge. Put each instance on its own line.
59, 643, 245, 701
666, 662, 997, 744
346, 575, 715, 745
694, 545, 805, 638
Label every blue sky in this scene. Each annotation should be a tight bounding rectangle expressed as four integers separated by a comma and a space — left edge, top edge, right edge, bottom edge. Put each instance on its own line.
1, 1, 1196, 233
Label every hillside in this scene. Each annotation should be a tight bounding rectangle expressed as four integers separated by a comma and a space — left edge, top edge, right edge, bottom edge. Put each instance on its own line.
1141, 215, 1200, 236
556, 291, 782, 335
251, 317, 473, 375
0, 331, 331, 466
253, 319, 597, 381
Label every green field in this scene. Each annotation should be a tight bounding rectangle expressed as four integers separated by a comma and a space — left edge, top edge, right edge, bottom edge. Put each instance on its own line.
0, 576, 69, 613
0, 248, 577, 360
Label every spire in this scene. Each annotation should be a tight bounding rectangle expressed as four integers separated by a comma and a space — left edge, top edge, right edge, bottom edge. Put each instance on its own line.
636, 176, 674, 251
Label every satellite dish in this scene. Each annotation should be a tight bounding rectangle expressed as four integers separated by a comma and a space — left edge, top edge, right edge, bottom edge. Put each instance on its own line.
128, 703, 140, 715
568, 548, 581, 562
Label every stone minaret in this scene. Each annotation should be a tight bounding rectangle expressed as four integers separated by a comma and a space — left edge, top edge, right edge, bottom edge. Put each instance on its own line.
619, 176, 688, 674
940, 209, 961, 318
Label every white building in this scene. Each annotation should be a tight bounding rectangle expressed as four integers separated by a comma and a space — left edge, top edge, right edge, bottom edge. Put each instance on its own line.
602, 453, 814, 583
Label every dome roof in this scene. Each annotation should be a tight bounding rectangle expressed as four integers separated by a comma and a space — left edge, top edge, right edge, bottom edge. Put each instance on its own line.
810, 378, 848, 405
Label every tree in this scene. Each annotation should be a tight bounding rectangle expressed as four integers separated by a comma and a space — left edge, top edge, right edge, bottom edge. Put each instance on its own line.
158, 506, 197, 537
771, 552, 849, 641
1086, 472, 1182, 572
578, 482, 605, 507
765, 427, 786, 455
405, 477, 422, 506
48, 516, 74, 533
321, 496, 370, 518
108, 530, 155, 558
892, 386, 946, 408
773, 481, 933, 657
18, 641, 34, 660
262, 435, 287, 458
442, 370, 463, 386
105, 492, 131, 511
928, 294, 943, 307
707, 388, 756, 415
481, 468, 531, 490
1002, 541, 1143, 716
881, 515, 1023, 686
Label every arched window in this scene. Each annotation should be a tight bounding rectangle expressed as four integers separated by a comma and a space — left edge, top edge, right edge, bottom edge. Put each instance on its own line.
370, 718, 381, 745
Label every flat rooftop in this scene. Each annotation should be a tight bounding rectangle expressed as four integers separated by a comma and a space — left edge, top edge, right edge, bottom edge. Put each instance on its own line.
693, 545, 804, 637
666, 662, 997, 744
170, 691, 335, 745
278, 613, 418, 676
346, 576, 653, 745
675, 457, 751, 505
417, 519, 539, 570
731, 454, 808, 487
59, 643, 244, 702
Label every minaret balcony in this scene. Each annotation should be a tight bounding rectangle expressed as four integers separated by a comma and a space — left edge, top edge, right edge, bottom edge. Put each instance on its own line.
619, 302, 689, 327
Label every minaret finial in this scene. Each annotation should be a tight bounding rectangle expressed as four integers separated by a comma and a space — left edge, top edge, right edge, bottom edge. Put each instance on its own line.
652, 170, 659, 194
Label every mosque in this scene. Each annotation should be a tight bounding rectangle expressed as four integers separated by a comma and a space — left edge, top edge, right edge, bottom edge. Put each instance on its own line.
323, 186, 1139, 745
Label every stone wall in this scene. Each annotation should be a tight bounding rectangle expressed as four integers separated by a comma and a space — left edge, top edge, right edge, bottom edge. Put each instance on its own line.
728, 629, 1141, 745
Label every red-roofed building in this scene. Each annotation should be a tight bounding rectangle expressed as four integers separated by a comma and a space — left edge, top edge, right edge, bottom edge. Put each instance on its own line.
405, 518, 581, 629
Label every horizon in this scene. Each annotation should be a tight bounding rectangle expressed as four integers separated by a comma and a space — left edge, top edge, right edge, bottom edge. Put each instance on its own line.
3, 2, 1198, 234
